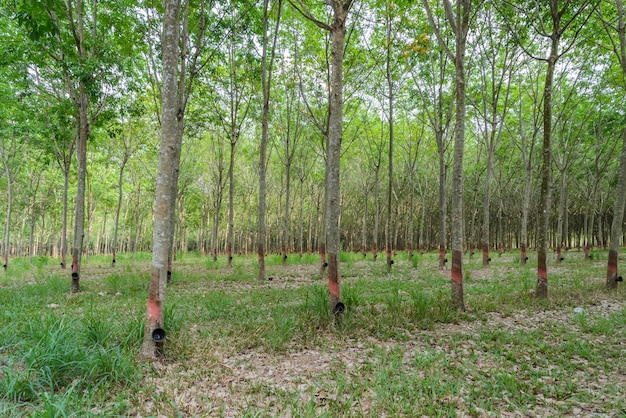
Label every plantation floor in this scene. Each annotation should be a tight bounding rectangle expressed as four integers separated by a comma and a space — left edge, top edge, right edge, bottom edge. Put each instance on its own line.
1, 250, 626, 417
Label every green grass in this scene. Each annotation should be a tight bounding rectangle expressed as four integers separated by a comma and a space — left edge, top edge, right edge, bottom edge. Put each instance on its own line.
1, 249, 625, 416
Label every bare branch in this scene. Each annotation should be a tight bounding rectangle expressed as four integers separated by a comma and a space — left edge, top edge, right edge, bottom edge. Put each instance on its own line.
288, 0, 333, 31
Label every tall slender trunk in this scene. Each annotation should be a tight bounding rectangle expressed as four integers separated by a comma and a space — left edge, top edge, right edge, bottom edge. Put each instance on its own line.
373, 169, 380, 261
326, 9, 348, 313
438, 146, 447, 268
257, 0, 276, 278
258, 85, 269, 278
282, 161, 291, 266
1, 152, 12, 271
85, 179, 94, 261
141, 0, 182, 358
481, 147, 493, 267
408, 175, 415, 257
423, 0, 471, 309
61, 160, 71, 269
608, 132, 626, 290
71, 89, 89, 293
450, 44, 466, 311
536, 40, 557, 299
419, 190, 426, 251
112, 158, 127, 267
607, 0, 626, 289
385, 10, 394, 272
556, 170, 566, 264
320, 156, 328, 274
227, 139, 235, 268
361, 187, 368, 257
299, 178, 304, 256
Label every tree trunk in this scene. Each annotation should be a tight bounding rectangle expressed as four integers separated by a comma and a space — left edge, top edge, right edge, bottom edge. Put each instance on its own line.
319, 156, 328, 275
1, 149, 12, 272
70, 89, 89, 293
299, 178, 304, 256
141, 0, 181, 359
536, 40, 558, 299
423, 0, 470, 310
450, 43, 467, 311
608, 130, 626, 289
419, 188, 426, 252
438, 144, 447, 269
325, 4, 350, 313
112, 156, 128, 267
556, 171, 566, 264
282, 161, 292, 266
481, 147, 493, 267
385, 10, 394, 272
373, 168, 380, 261
257, 0, 270, 278
227, 139, 235, 268
607, 0, 626, 290
61, 159, 71, 269
408, 181, 414, 258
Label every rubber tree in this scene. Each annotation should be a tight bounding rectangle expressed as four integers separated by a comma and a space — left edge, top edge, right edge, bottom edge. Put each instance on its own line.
277, 49, 301, 267
373, 0, 424, 271
602, 0, 626, 289
18, 0, 97, 291
292, 13, 331, 276
295, 137, 314, 257
141, 0, 183, 358
209, 13, 254, 268
0, 127, 25, 271
363, 117, 385, 261
141, 0, 210, 358
507, 57, 541, 265
15, 0, 139, 291
110, 117, 134, 267
469, 5, 516, 267
398, 120, 425, 258
552, 74, 594, 262
51, 118, 75, 270
408, 34, 454, 269
501, 0, 599, 298
423, 0, 475, 310
289, 0, 354, 313
0, 56, 31, 271
257, 0, 283, 280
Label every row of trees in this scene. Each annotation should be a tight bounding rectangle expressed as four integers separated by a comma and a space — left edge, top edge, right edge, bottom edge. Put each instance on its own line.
2, 0, 626, 356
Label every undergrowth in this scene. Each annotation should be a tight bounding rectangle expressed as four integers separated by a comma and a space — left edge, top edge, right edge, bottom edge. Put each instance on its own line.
1, 249, 625, 416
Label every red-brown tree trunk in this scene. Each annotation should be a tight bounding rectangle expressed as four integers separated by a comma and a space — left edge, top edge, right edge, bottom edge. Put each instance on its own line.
606, 0, 626, 289
536, 37, 557, 299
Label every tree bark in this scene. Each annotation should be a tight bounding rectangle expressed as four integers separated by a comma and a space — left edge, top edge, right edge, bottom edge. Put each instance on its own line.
55, 136, 74, 270
325, 1, 351, 313
450, 37, 467, 311
607, 0, 626, 289
112, 151, 129, 267
373, 166, 380, 261
423, 0, 471, 310
438, 138, 447, 269
385, 7, 394, 273
71, 88, 89, 293
536, 37, 557, 299
141, 0, 182, 359
257, 0, 275, 280
1, 146, 12, 272
227, 136, 235, 268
